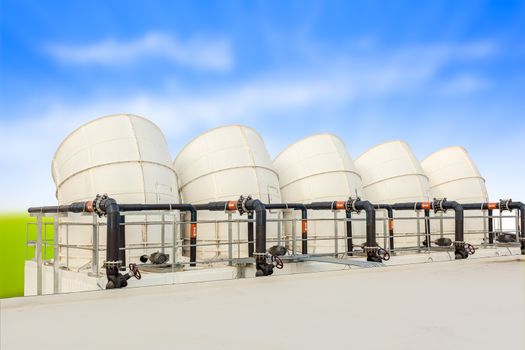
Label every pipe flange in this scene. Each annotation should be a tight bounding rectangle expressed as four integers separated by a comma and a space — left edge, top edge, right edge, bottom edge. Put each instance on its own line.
102, 260, 122, 269
453, 241, 465, 248
253, 252, 267, 260
499, 198, 512, 212
363, 246, 379, 253
433, 198, 447, 213
236, 195, 253, 216
346, 196, 362, 214
93, 193, 108, 217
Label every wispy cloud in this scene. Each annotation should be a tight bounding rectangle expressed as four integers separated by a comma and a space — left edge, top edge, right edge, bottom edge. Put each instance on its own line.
45, 32, 233, 71
1, 40, 506, 209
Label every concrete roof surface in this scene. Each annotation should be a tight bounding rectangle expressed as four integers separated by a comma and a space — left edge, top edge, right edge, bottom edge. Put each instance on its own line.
1, 256, 524, 350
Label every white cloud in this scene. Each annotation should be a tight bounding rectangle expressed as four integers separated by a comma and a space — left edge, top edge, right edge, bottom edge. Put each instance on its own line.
45, 32, 233, 71
1, 40, 505, 209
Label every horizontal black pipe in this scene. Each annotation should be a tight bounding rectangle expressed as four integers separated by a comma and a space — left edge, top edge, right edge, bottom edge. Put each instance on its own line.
28, 202, 89, 214
392, 201, 466, 258
307, 200, 378, 260
265, 203, 308, 254
120, 203, 198, 266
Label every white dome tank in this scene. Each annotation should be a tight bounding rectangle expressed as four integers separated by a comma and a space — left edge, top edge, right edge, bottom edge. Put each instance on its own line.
421, 146, 489, 244
273, 134, 365, 254
354, 141, 432, 249
53, 114, 180, 269
173, 125, 281, 259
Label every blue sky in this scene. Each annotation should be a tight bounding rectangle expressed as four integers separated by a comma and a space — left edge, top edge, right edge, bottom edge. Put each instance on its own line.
1, 0, 524, 209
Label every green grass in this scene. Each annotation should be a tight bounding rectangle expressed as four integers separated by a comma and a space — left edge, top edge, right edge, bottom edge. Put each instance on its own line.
0, 213, 54, 298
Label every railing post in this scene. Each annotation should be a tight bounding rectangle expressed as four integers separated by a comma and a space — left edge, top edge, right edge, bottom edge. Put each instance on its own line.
228, 213, 233, 266
36, 215, 42, 296
416, 211, 421, 253
53, 217, 59, 294
92, 213, 98, 275
291, 217, 297, 255
161, 213, 165, 254
277, 212, 282, 246
382, 213, 387, 249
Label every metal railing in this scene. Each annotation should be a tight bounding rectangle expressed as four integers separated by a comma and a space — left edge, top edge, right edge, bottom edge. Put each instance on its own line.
26, 207, 522, 295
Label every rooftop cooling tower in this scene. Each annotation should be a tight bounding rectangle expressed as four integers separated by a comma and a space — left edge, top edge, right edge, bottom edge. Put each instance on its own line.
273, 134, 365, 254
354, 141, 432, 249
52, 114, 180, 269
173, 125, 281, 259
421, 146, 489, 245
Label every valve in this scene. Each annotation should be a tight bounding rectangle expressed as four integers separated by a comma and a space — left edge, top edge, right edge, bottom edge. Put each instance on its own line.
140, 251, 170, 265
499, 198, 512, 212
453, 241, 471, 260
105, 263, 141, 289
377, 247, 390, 261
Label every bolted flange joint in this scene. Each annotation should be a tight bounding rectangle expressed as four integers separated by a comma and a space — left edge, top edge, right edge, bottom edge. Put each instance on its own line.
346, 196, 362, 214
433, 198, 447, 213
93, 193, 108, 217
236, 195, 253, 216
499, 198, 512, 212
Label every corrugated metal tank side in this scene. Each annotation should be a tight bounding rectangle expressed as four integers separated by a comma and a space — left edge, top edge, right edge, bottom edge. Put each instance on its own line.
273, 134, 365, 254
354, 141, 432, 249
52, 114, 180, 269
173, 125, 281, 259
421, 146, 489, 244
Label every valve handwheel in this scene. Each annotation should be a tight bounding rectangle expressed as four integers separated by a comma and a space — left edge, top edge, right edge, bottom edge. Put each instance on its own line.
271, 255, 284, 269
129, 263, 142, 280
377, 248, 391, 261
465, 244, 476, 255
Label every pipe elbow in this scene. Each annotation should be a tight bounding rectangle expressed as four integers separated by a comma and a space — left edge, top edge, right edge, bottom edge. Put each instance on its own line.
358, 200, 375, 213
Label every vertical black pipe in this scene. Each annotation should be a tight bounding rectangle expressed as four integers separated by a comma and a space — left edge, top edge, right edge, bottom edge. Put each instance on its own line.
103, 198, 121, 280
488, 209, 494, 244
424, 209, 431, 248
119, 215, 126, 269
346, 211, 353, 256
247, 212, 254, 257
356, 201, 377, 248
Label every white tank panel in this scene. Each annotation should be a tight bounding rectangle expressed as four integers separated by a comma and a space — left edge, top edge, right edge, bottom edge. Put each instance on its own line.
52, 114, 180, 269
421, 146, 489, 244
273, 134, 365, 253
354, 141, 432, 248
173, 125, 282, 259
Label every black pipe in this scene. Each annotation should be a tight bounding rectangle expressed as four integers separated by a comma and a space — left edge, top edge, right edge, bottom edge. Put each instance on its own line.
374, 204, 394, 252
424, 209, 431, 248
345, 211, 353, 256
508, 201, 525, 254
29, 198, 131, 288
456, 202, 499, 245
307, 200, 380, 261
119, 203, 198, 266
488, 209, 494, 244
244, 199, 266, 258
265, 203, 308, 254
392, 200, 468, 259
101, 197, 122, 286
